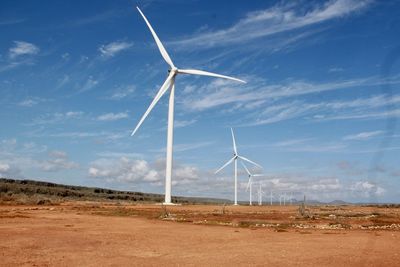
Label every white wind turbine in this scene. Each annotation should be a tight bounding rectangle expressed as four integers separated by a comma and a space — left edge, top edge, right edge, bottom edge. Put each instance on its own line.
257, 182, 266, 206
132, 7, 245, 205
269, 191, 274, 205
215, 128, 262, 205
241, 162, 263, 206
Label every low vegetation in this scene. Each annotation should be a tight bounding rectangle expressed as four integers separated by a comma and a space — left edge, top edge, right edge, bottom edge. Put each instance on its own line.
0, 178, 228, 205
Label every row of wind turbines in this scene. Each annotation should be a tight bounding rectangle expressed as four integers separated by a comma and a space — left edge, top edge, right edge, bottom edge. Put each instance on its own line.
131, 7, 294, 205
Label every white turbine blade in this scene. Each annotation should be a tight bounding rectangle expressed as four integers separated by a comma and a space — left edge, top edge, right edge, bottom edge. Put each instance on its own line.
245, 178, 251, 192
136, 7, 174, 68
238, 156, 262, 169
178, 69, 246, 83
131, 74, 173, 136
231, 128, 238, 155
215, 156, 235, 174
252, 174, 264, 177
240, 161, 251, 176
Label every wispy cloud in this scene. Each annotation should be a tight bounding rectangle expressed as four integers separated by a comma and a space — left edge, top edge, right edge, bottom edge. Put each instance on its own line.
9, 41, 39, 59
272, 138, 312, 147
178, 73, 400, 126
0, 18, 26, 26
17, 97, 48, 107
109, 85, 135, 100
151, 141, 214, 153
99, 41, 133, 58
97, 112, 129, 121
39, 150, 79, 172
328, 67, 344, 73
174, 119, 197, 128
88, 157, 199, 186
80, 76, 98, 92
181, 75, 400, 112
26, 111, 84, 126
171, 0, 371, 49
69, 9, 125, 27
343, 131, 384, 141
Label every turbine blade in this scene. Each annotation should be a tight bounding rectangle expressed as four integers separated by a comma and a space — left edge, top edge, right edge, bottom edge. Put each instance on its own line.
252, 174, 264, 177
238, 156, 262, 169
231, 128, 238, 155
215, 156, 235, 174
136, 7, 174, 68
131, 74, 173, 136
245, 177, 251, 192
240, 161, 251, 176
178, 69, 246, 83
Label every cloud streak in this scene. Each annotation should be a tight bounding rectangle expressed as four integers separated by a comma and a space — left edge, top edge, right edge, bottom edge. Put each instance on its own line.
9, 41, 39, 59
171, 0, 371, 49
343, 131, 384, 141
99, 41, 133, 57
97, 112, 129, 121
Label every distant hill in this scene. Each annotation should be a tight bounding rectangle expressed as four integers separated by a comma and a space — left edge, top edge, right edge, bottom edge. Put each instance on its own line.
0, 178, 230, 205
329, 200, 348, 205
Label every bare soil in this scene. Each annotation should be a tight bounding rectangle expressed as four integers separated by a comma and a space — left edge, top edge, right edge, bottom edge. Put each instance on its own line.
1, 202, 399, 266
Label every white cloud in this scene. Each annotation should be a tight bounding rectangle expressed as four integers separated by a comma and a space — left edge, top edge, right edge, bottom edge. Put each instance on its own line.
328, 67, 344, 73
88, 157, 200, 186
172, 0, 371, 49
183, 79, 400, 126
351, 181, 386, 198
0, 162, 10, 172
97, 112, 128, 121
99, 41, 133, 57
343, 131, 384, 141
18, 99, 38, 107
39, 150, 79, 172
18, 97, 48, 107
272, 138, 312, 147
9, 41, 39, 59
151, 141, 213, 153
80, 76, 98, 92
109, 85, 135, 100
88, 157, 161, 183
181, 75, 400, 113
0, 161, 21, 178
27, 111, 84, 125
174, 119, 197, 128
0, 18, 26, 26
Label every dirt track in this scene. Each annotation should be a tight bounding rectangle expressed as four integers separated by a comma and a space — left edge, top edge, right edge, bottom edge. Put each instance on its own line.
1, 203, 399, 266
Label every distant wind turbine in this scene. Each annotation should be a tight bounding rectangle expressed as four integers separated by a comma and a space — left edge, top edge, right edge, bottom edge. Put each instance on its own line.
132, 7, 245, 205
269, 191, 274, 206
241, 162, 263, 206
257, 183, 266, 206
215, 128, 262, 205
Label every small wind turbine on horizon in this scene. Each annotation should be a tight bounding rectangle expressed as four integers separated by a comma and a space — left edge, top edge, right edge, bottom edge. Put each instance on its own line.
257, 182, 266, 206
269, 191, 274, 205
131, 7, 246, 205
241, 162, 263, 206
215, 128, 262, 205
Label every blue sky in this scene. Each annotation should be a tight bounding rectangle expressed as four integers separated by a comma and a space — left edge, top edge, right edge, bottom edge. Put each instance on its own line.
1, 0, 399, 203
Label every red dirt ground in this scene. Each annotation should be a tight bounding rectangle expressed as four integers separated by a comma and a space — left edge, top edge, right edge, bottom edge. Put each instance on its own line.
1, 203, 399, 266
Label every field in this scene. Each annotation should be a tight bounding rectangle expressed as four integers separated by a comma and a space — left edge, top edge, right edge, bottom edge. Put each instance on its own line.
1, 201, 400, 266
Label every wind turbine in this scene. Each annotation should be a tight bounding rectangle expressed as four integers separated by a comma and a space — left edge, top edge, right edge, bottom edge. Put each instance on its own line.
215, 128, 261, 205
257, 183, 266, 206
241, 162, 263, 206
269, 191, 274, 206
132, 7, 245, 205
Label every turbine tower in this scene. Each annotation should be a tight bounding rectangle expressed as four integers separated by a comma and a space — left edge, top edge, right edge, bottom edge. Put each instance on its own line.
241, 162, 263, 206
132, 7, 245, 205
257, 183, 265, 206
269, 191, 274, 206
215, 128, 261, 205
